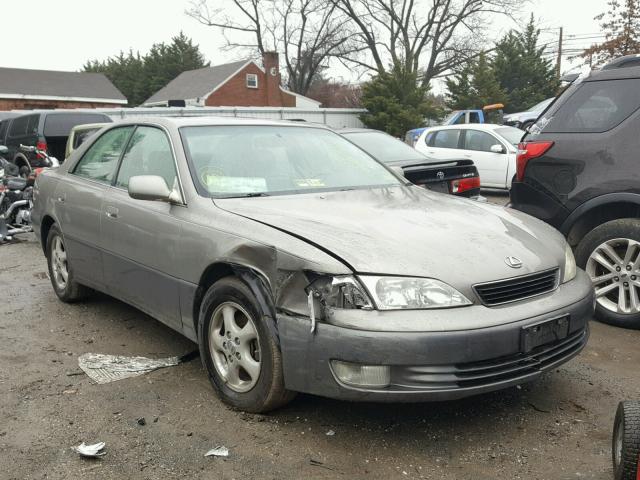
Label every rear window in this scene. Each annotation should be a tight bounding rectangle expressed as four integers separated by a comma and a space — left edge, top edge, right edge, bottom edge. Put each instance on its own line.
9, 114, 38, 137
43, 114, 111, 137
538, 79, 640, 133
342, 131, 426, 163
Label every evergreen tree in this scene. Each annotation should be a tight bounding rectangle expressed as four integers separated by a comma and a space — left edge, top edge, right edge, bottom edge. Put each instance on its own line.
492, 15, 559, 113
84, 32, 209, 106
360, 65, 441, 137
445, 53, 507, 110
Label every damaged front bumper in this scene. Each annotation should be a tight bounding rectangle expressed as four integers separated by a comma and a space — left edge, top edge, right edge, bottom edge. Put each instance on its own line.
277, 270, 594, 402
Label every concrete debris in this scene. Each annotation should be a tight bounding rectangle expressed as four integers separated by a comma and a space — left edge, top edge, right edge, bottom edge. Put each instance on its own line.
204, 446, 229, 458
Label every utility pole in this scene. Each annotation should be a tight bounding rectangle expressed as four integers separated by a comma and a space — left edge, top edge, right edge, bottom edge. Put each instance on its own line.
556, 26, 563, 77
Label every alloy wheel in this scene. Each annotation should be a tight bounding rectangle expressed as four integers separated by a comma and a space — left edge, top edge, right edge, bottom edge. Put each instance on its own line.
586, 238, 640, 315
51, 235, 68, 290
208, 302, 261, 393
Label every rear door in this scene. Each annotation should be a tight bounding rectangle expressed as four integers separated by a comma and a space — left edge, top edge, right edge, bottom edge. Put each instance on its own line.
101, 125, 183, 330
54, 126, 134, 290
419, 129, 465, 160
460, 129, 510, 188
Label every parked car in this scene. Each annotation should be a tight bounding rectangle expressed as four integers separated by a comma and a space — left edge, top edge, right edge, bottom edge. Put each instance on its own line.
0, 111, 112, 175
65, 123, 109, 159
510, 56, 640, 329
503, 97, 555, 130
339, 128, 481, 198
33, 117, 593, 412
414, 124, 524, 190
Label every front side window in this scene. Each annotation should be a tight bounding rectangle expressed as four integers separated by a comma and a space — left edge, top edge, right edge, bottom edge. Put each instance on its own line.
115, 126, 176, 189
246, 74, 258, 88
464, 130, 498, 152
432, 129, 461, 149
180, 125, 400, 197
468, 111, 481, 123
73, 127, 134, 184
9, 115, 37, 137
538, 79, 640, 133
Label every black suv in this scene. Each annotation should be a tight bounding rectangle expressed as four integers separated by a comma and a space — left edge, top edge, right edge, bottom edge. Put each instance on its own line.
510, 55, 640, 329
0, 111, 111, 174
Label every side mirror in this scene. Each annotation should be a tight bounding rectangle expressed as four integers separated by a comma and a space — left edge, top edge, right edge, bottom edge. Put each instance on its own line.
490, 144, 505, 154
390, 166, 406, 178
0, 145, 8, 155
128, 175, 183, 204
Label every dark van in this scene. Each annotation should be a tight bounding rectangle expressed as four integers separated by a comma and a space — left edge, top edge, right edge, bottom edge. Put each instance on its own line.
0, 111, 112, 174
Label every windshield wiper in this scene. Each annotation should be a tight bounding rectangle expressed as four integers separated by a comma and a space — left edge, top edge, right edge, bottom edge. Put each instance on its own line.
218, 192, 270, 198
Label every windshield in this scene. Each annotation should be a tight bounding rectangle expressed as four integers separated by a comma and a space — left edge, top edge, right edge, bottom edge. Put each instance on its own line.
494, 126, 524, 145
180, 125, 401, 197
342, 131, 427, 163
529, 98, 554, 113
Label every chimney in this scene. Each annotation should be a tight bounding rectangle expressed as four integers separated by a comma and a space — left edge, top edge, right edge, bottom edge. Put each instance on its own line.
262, 51, 282, 107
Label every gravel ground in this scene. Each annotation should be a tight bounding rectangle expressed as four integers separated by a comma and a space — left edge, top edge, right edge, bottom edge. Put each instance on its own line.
1, 201, 639, 479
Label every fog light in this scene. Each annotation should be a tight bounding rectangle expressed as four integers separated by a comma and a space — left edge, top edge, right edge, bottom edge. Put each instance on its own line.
331, 361, 390, 388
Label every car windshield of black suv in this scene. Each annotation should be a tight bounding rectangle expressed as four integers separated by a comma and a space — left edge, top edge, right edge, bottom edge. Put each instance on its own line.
180, 125, 401, 197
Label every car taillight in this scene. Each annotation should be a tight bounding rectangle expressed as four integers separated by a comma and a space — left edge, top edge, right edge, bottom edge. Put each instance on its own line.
516, 141, 554, 182
450, 176, 480, 194
37, 140, 47, 152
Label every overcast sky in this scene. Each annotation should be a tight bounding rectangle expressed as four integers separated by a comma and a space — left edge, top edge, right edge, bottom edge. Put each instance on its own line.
3, 0, 604, 84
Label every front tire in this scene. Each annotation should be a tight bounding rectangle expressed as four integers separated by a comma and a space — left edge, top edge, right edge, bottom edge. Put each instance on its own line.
46, 224, 88, 302
198, 277, 294, 413
575, 219, 640, 329
613, 401, 640, 480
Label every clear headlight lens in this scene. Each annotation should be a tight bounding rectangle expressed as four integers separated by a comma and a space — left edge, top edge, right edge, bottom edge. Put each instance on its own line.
359, 275, 472, 310
563, 244, 577, 283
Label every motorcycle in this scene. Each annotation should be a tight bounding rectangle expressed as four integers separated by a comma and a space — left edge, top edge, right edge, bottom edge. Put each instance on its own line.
0, 144, 56, 242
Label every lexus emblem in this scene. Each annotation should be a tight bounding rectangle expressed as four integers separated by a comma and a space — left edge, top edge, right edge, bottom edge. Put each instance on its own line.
505, 256, 523, 268
436, 171, 445, 180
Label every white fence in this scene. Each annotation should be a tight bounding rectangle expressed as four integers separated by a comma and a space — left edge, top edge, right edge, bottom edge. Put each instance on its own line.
95, 106, 366, 129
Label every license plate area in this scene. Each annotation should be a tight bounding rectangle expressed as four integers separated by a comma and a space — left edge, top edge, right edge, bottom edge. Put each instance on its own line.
521, 316, 570, 353
422, 181, 449, 193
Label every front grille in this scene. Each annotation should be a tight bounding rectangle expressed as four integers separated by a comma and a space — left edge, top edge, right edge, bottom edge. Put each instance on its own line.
393, 328, 586, 390
473, 268, 559, 306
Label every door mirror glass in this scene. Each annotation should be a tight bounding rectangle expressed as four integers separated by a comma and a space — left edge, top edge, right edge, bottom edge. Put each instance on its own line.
128, 175, 182, 203
490, 144, 505, 154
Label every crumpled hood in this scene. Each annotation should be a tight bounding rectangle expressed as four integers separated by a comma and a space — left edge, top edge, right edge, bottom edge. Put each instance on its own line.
215, 186, 567, 289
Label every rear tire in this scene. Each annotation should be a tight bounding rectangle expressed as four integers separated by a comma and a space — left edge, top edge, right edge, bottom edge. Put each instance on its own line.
612, 401, 640, 480
198, 276, 295, 413
575, 219, 640, 329
46, 224, 88, 302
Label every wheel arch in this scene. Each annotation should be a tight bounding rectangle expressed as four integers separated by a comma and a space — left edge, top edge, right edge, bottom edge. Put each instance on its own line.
40, 215, 56, 253
562, 193, 640, 247
12, 153, 30, 170
192, 262, 278, 342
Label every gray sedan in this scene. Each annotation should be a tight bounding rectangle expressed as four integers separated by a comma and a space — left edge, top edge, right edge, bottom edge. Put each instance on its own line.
32, 117, 594, 412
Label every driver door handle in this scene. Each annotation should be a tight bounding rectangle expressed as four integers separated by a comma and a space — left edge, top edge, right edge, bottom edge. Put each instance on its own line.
105, 206, 119, 219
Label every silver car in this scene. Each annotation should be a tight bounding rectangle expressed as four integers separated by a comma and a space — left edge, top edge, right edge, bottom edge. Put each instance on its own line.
32, 117, 594, 412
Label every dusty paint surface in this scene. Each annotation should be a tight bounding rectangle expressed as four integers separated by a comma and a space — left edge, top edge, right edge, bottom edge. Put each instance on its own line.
1, 233, 639, 479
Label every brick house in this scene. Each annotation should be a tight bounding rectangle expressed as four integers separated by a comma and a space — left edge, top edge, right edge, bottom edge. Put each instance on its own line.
143, 52, 321, 108
0, 67, 127, 110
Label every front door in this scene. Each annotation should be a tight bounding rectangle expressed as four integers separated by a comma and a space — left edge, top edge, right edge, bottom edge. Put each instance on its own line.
101, 126, 183, 330
461, 129, 509, 188
54, 126, 134, 289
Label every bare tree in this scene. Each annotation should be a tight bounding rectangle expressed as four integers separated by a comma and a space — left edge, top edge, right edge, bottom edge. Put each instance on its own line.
186, 0, 352, 95
331, 0, 523, 85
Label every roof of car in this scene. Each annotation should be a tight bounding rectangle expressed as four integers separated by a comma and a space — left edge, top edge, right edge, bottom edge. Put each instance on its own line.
424, 123, 513, 132
111, 116, 331, 129
336, 128, 378, 134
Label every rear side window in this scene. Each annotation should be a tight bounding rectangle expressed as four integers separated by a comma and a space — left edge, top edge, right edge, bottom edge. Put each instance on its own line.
9, 114, 38, 137
540, 79, 640, 133
73, 127, 134, 184
0, 120, 9, 141
44, 114, 110, 137
432, 130, 461, 149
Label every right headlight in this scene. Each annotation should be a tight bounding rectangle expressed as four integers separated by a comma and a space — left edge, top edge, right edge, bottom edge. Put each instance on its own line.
358, 275, 472, 310
563, 244, 577, 283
